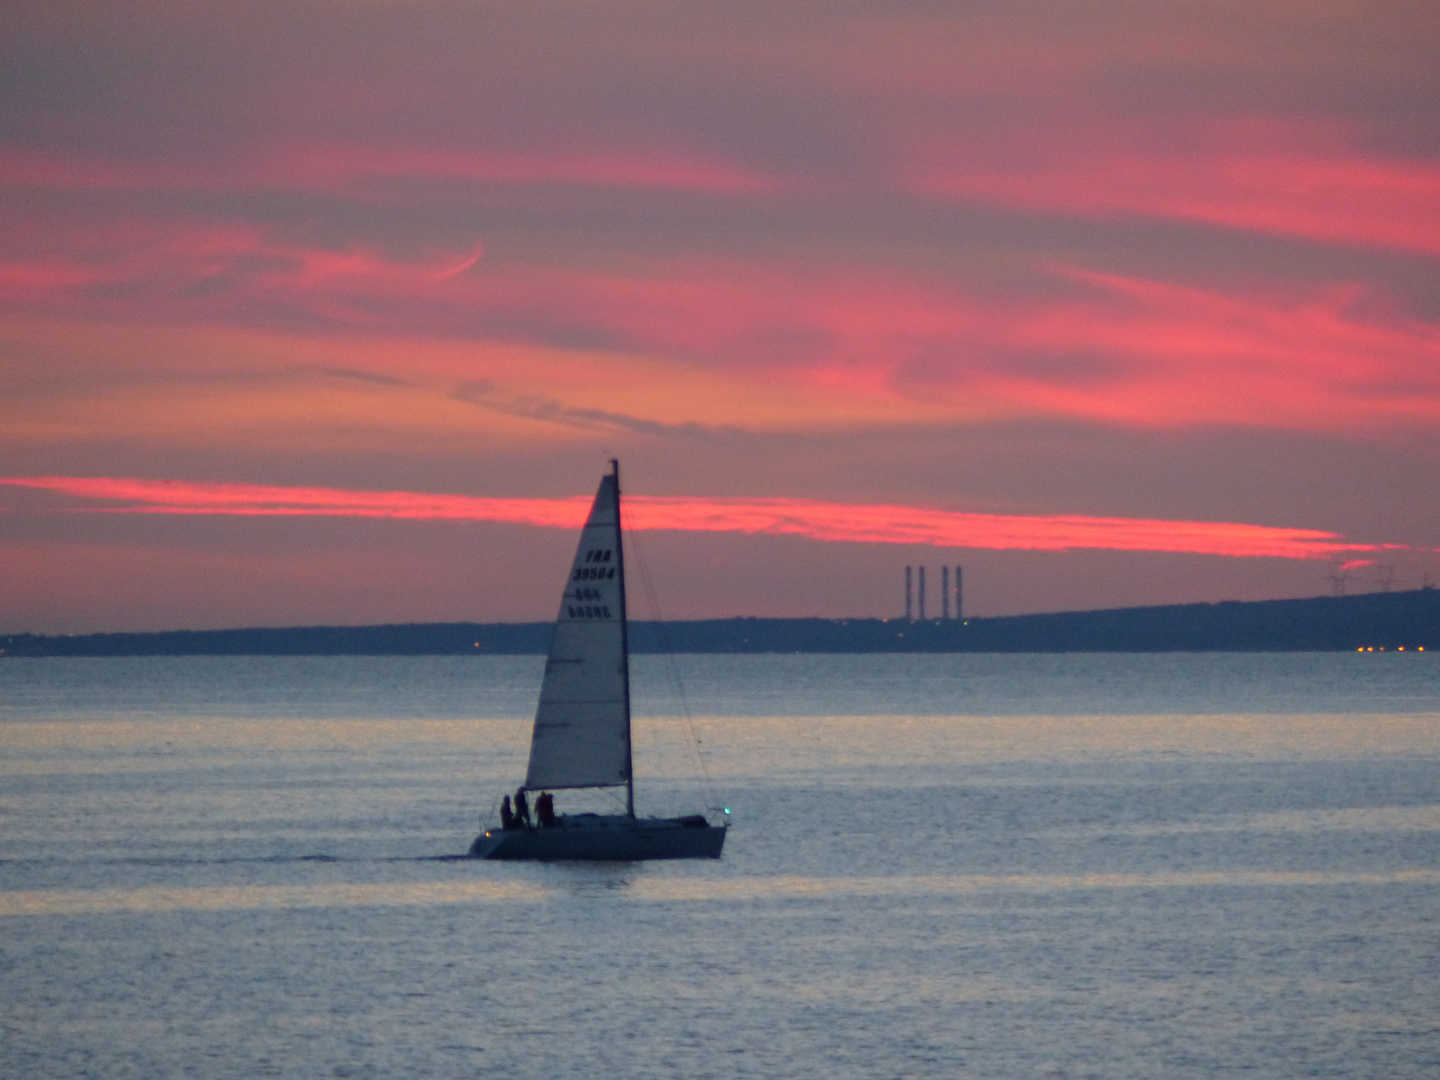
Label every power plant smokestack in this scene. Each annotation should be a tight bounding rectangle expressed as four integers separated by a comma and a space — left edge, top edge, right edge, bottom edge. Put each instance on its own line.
905, 566, 913, 621
955, 565, 963, 620
941, 567, 950, 619
918, 566, 927, 620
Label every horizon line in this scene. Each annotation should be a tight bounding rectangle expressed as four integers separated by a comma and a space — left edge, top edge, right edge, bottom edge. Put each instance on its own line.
3, 585, 1433, 641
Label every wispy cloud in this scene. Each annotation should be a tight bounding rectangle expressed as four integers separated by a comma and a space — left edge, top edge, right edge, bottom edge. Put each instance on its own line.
452, 384, 736, 440
5, 216, 1436, 435
0, 144, 790, 200
910, 141, 1440, 256
1, 477, 1415, 562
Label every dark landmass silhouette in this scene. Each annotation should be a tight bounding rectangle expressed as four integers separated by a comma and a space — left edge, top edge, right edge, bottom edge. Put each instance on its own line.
4, 589, 1437, 656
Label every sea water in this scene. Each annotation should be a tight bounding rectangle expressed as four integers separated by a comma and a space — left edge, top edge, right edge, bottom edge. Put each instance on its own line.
1, 653, 1438, 1079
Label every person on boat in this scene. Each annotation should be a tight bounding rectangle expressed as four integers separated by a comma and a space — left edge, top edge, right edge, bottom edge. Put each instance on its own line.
536, 792, 556, 827
499, 794, 515, 831
513, 788, 531, 828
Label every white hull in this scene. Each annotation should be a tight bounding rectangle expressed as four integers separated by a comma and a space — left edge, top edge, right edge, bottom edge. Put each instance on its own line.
469, 813, 726, 861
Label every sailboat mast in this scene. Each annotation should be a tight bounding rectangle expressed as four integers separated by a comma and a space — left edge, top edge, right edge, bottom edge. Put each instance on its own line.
611, 458, 636, 819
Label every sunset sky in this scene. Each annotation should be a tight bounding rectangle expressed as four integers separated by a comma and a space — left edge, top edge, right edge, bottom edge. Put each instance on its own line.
3, 1, 1438, 633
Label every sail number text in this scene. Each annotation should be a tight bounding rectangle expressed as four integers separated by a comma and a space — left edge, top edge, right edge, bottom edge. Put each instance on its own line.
567, 604, 613, 619
569, 549, 615, 615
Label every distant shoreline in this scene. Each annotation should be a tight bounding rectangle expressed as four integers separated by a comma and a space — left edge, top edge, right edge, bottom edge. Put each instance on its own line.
4, 589, 1437, 656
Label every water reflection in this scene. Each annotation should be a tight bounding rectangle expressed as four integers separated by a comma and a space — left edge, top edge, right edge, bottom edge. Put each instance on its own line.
6, 867, 1436, 918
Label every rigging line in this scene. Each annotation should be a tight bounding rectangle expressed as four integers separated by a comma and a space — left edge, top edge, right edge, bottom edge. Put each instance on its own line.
597, 786, 628, 814
628, 526, 721, 811
630, 529, 702, 794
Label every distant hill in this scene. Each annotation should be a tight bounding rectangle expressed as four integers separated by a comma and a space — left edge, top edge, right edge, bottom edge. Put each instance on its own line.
4, 589, 1437, 656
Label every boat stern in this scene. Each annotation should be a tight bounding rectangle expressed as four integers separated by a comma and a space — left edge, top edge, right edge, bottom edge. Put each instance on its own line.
467, 829, 516, 858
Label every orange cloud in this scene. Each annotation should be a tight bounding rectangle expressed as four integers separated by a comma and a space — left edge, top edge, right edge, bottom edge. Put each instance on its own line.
1, 476, 1415, 562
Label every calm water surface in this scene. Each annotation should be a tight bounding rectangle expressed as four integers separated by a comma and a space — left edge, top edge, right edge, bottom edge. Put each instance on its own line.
2, 653, 1438, 1078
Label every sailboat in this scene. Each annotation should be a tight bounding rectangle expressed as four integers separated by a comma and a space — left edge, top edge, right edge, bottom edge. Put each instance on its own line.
469, 460, 728, 860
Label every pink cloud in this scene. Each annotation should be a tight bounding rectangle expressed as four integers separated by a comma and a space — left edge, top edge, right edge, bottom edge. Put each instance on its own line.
449, 260, 1440, 432
991, 266, 1440, 428
2, 476, 1419, 562
1337, 559, 1376, 572
2, 211, 1436, 436
0, 217, 488, 332
908, 124, 1440, 256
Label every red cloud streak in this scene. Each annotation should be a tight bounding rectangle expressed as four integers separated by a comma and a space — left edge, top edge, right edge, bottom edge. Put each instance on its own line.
2, 477, 1412, 562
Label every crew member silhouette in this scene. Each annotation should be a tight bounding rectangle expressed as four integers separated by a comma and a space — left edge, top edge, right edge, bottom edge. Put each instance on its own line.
513, 788, 531, 828
499, 794, 515, 830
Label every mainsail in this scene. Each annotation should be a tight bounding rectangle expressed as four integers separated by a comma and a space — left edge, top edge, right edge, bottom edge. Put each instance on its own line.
523, 467, 633, 792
